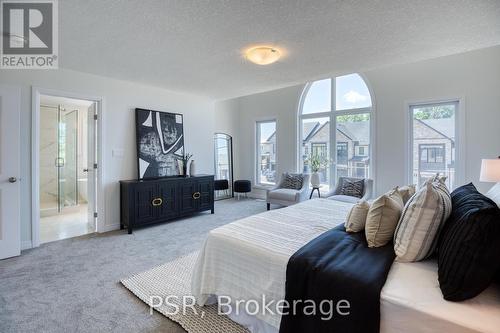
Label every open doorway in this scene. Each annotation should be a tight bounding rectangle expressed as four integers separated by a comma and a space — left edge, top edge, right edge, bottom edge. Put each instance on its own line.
38, 95, 98, 244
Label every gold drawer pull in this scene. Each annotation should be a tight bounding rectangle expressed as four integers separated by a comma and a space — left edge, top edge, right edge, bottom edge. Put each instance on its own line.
192, 192, 201, 199
152, 198, 163, 206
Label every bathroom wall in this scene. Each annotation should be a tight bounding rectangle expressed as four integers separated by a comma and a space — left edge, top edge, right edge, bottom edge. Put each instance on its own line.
39, 106, 59, 212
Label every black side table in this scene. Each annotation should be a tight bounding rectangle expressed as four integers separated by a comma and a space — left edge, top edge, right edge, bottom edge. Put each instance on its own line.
309, 187, 321, 199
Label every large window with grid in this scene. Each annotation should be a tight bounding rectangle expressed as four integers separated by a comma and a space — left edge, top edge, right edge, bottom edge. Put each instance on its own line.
256, 120, 277, 185
299, 74, 373, 192
409, 101, 458, 188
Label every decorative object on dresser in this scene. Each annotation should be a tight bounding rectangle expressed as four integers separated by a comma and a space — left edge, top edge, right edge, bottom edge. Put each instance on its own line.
189, 159, 196, 176
176, 152, 193, 176
135, 108, 185, 179
120, 175, 214, 234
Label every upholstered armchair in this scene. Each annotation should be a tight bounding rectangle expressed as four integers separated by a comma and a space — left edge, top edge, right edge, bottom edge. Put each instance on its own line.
325, 177, 373, 203
266, 173, 310, 210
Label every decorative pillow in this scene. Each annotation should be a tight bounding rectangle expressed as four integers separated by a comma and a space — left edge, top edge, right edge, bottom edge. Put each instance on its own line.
345, 200, 371, 233
365, 188, 404, 248
398, 184, 416, 204
438, 183, 500, 301
339, 179, 364, 198
394, 179, 451, 262
281, 173, 303, 190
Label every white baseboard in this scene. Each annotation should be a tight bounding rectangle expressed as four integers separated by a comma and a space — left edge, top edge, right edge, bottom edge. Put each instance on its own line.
21, 240, 33, 250
98, 223, 121, 233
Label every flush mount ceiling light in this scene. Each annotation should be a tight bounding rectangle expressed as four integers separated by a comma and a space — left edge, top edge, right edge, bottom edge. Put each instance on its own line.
245, 46, 281, 65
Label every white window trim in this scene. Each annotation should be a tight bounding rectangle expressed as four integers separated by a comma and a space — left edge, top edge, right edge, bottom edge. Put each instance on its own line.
405, 98, 466, 189
297, 75, 375, 192
255, 119, 277, 187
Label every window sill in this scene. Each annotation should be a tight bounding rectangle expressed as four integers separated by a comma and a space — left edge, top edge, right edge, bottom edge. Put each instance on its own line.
253, 184, 275, 191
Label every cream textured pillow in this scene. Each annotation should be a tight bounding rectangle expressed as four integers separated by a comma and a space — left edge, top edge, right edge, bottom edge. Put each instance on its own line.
345, 201, 371, 233
398, 185, 416, 204
365, 188, 404, 248
394, 179, 452, 262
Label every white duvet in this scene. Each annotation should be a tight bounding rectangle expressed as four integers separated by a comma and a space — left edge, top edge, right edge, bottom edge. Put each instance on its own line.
191, 198, 353, 329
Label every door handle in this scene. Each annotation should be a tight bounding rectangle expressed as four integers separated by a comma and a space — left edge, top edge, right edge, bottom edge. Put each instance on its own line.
192, 192, 201, 199
8, 177, 17, 183
83, 169, 89, 172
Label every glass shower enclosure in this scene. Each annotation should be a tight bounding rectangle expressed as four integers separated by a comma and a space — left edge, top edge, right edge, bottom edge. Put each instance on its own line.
40, 105, 79, 216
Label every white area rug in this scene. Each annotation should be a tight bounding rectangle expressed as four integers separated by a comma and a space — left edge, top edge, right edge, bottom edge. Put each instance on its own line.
121, 252, 248, 333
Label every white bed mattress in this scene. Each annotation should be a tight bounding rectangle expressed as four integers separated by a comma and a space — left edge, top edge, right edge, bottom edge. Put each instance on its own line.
191, 198, 500, 333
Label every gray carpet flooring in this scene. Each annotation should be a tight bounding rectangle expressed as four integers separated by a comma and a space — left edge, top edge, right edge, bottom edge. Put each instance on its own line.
0, 198, 266, 333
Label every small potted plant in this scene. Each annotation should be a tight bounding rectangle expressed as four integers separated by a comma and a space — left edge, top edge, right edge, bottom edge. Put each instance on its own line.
305, 154, 330, 187
176, 152, 193, 177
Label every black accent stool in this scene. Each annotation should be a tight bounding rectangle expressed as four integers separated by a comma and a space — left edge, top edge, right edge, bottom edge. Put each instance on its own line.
120, 175, 214, 234
267, 203, 271, 211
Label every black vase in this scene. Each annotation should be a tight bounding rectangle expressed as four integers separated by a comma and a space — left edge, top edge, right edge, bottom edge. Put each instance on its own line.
182, 163, 188, 177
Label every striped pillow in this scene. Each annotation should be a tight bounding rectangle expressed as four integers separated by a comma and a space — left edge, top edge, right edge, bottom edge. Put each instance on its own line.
394, 179, 451, 262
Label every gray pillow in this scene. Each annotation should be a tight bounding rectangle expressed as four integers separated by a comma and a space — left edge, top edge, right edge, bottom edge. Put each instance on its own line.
281, 173, 303, 190
340, 179, 364, 198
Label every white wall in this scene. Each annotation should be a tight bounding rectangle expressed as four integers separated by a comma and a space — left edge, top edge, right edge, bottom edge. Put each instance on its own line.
0, 68, 215, 246
217, 46, 500, 197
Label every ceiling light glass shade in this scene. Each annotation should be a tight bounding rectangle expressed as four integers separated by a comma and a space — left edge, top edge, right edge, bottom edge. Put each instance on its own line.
245, 47, 281, 65
480, 158, 500, 182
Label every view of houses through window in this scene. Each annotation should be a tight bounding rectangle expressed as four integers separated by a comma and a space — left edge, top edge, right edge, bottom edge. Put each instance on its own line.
410, 102, 458, 189
299, 74, 372, 192
257, 120, 277, 185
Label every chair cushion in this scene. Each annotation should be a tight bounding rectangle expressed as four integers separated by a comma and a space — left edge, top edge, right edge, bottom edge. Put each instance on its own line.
327, 195, 360, 204
394, 179, 451, 262
365, 188, 404, 248
438, 183, 500, 301
339, 179, 364, 198
281, 173, 304, 190
268, 188, 299, 201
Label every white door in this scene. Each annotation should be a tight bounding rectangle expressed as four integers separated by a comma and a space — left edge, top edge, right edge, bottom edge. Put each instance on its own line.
0, 86, 21, 259
87, 103, 96, 231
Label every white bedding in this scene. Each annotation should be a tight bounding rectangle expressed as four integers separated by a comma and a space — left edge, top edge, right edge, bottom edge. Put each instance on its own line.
191, 198, 500, 333
191, 198, 353, 328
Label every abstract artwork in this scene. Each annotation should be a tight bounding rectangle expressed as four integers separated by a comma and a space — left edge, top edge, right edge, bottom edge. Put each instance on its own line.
135, 108, 184, 179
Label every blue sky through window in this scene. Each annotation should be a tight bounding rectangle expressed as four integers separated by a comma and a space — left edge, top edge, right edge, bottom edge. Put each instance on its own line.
335, 74, 371, 110
302, 74, 371, 114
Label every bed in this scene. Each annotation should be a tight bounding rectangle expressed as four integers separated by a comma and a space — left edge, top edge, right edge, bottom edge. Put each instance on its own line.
191, 198, 500, 333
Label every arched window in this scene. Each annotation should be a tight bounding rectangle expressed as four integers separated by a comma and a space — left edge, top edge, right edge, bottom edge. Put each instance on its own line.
299, 74, 373, 192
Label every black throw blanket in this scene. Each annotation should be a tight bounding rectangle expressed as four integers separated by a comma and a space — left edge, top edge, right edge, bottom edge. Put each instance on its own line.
279, 225, 395, 333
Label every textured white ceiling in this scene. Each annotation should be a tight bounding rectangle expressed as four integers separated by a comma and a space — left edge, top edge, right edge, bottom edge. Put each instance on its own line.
60, 0, 500, 99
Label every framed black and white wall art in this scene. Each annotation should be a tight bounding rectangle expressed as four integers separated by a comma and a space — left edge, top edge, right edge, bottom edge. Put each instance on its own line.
135, 108, 184, 179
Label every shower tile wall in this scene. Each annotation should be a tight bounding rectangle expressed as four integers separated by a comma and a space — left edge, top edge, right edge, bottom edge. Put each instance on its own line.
40, 106, 59, 212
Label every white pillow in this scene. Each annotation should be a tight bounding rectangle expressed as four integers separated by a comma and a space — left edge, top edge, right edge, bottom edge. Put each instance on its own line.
345, 201, 370, 233
365, 188, 404, 248
394, 179, 452, 262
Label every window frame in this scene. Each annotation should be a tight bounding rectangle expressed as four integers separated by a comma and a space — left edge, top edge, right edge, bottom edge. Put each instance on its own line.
297, 74, 374, 192
256, 119, 277, 187
406, 99, 464, 189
